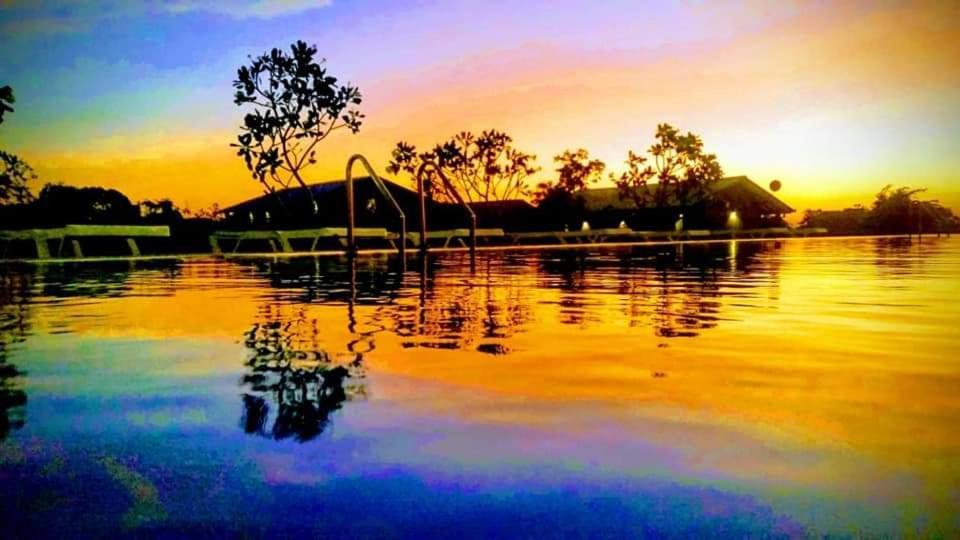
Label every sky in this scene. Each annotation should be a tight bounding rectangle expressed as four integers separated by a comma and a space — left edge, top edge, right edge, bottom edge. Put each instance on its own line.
1, 0, 958, 215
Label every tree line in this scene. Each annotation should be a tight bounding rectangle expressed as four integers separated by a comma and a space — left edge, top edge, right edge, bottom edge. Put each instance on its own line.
802, 186, 960, 235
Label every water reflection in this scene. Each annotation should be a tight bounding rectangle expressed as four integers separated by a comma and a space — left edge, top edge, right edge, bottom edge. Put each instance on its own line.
1, 238, 958, 537
241, 242, 766, 357
535, 241, 772, 337
0, 272, 30, 439
36, 260, 182, 300
241, 302, 366, 442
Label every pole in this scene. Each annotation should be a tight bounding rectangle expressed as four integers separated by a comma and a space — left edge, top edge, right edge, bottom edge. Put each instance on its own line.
345, 159, 356, 254
417, 172, 428, 252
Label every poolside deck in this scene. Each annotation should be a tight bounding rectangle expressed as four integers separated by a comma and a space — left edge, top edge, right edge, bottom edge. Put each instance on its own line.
209, 226, 830, 256
209, 227, 397, 254
0, 224, 171, 259
508, 227, 825, 245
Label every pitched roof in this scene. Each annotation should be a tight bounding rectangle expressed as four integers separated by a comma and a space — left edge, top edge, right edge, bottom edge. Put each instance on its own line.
579, 176, 794, 214
222, 176, 415, 212
468, 199, 536, 211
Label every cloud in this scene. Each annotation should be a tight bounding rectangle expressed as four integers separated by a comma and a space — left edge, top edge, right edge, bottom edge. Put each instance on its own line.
0, 0, 334, 36
162, 0, 334, 19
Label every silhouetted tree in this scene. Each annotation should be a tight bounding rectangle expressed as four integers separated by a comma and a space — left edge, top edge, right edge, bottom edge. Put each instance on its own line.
801, 187, 959, 235
0, 85, 13, 125
533, 149, 606, 203
232, 40, 363, 213
0, 85, 35, 205
0, 152, 35, 206
532, 149, 604, 229
613, 123, 723, 210
864, 185, 959, 234
139, 198, 183, 224
386, 140, 448, 201
800, 206, 868, 235
35, 183, 139, 224
184, 203, 222, 220
612, 150, 657, 208
387, 130, 539, 203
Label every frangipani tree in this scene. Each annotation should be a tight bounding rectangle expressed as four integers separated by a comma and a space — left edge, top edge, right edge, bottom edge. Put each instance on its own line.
387, 130, 539, 203
232, 41, 363, 213
613, 123, 723, 211
533, 148, 606, 203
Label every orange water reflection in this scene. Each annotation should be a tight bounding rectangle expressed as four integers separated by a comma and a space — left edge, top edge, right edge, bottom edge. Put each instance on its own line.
5, 237, 960, 535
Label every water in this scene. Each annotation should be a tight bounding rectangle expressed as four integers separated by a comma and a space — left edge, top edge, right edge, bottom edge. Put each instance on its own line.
1, 237, 958, 538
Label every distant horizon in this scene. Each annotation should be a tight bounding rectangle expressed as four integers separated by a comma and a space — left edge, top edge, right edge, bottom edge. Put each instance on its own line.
2, 1, 958, 216
22, 171, 942, 226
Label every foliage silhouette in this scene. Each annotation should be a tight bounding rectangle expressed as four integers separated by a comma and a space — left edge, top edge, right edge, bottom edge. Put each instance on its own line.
387, 130, 539, 203
534, 149, 606, 203
802, 186, 959, 235
139, 198, 184, 224
612, 123, 723, 211
865, 185, 958, 234
0, 85, 35, 205
232, 40, 363, 213
34, 183, 140, 224
0, 85, 13, 124
0, 151, 36, 206
533, 149, 605, 229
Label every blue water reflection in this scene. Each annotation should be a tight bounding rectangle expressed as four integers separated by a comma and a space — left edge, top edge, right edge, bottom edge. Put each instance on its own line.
1, 238, 958, 537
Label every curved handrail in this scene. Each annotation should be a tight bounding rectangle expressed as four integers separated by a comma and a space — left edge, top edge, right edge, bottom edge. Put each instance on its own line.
414, 161, 477, 254
345, 154, 406, 255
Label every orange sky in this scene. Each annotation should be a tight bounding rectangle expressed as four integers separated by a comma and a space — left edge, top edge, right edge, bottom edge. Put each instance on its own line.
2, 1, 958, 215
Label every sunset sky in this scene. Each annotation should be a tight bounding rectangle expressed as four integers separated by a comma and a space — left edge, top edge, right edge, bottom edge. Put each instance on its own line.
1, 0, 958, 215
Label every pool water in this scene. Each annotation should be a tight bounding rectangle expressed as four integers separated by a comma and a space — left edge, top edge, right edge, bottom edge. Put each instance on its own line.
1, 237, 958, 537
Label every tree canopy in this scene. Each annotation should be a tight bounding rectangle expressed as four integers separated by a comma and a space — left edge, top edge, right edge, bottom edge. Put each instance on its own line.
0, 86, 14, 125
0, 85, 35, 206
34, 183, 139, 224
139, 198, 184, 224
232, 41, 363, 212
387, 130, 539, 203
801, 186, 959, 234
612, 123, 723, 209
533, 149, 606, 204
864, 185, 958, 234
530, 149, 606, 230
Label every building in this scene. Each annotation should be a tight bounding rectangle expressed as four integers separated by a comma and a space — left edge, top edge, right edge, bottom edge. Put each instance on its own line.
221, 175, 793, 232
577, 176, 794, 230
222, 176, 463, 230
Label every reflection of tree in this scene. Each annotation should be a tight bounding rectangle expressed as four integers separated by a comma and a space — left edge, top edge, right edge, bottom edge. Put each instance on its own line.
871, 236, 945, 279
0, 272, 31, 440
387, 254, 535, 353
538, 242, 771, 339
244, 254, 537, 356
244, 256, 404, 305
36, 260, 181, 299
239, 242, 779, 364
240, 302, 366, 443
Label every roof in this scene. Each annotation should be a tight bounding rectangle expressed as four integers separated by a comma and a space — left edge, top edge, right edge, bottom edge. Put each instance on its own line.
222, 175, 794, 217
468, 199, 536, 211
579, 176, 794, 214
222, 176, 415, 213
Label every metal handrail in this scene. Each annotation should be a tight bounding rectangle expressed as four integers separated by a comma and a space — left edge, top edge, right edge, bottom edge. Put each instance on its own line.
414, 161, 477, 254
345, 154, 406, 255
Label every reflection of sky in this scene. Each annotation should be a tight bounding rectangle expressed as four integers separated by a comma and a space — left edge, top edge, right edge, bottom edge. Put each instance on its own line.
2, 238, 960, 536
1, 1, 958, 212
